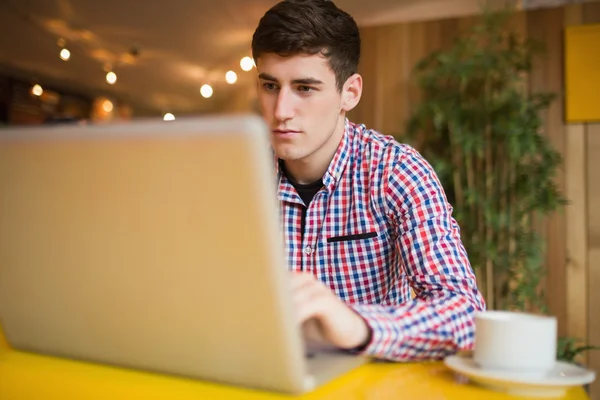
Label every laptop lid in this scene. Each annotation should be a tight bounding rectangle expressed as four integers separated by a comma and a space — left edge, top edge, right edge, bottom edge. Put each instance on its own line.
0, 115, 310, 393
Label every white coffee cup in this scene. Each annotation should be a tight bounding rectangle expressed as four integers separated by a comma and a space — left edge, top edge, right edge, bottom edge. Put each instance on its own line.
473, 310, 557, 377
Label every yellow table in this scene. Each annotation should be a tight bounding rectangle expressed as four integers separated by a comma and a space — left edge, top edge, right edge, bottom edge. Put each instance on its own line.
0, 332, 589, 400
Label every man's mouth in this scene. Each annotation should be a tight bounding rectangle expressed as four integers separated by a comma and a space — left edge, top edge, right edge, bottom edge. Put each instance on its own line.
272, 129, 300, 137
273, 129, 300, 133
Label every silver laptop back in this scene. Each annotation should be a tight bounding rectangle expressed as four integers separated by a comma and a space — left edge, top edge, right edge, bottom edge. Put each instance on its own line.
0, 115, 318, 393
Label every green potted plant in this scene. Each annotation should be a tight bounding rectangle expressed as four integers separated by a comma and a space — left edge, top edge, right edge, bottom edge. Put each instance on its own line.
405, 6, 563, 315
557, 337, 600, 393
403, 7, 599, 367
557, 337, 600, 364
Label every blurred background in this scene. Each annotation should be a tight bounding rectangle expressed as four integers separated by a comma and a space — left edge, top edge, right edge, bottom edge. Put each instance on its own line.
1, 0, 599, 398
0, 0, 535, 124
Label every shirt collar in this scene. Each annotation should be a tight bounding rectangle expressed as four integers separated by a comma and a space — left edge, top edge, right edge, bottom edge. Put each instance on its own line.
322, 118, 352, 191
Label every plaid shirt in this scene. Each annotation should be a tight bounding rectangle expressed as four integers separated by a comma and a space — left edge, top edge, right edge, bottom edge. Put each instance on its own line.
276, 119, 486, 361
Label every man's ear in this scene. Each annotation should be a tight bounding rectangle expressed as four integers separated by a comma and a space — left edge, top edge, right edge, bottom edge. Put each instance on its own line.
341, 73, 362, 112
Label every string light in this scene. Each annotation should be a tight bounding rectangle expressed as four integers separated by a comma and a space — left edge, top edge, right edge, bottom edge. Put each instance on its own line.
49, 29, 258, 117
57, 38, 70, 61
102, 99, 114, 113
200, 84, 213, 98
225, 70, 238, 84
106, 71, 117, 85
59, 48, 71, 61
31, 84, 43, 96
240, 56, 254, 72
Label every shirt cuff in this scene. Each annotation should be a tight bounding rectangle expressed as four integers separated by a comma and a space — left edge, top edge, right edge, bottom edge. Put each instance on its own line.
347, 303, 404, 358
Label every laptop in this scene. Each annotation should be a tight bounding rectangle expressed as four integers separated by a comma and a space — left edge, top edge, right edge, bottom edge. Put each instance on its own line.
0, 114, 367, 394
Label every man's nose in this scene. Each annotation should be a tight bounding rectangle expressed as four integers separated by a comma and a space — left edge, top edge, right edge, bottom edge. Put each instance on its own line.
274, 89, 295, 121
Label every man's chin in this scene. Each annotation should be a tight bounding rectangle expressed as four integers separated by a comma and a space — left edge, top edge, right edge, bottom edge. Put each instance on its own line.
274, 152, 305, 163
271, 144, 299, 161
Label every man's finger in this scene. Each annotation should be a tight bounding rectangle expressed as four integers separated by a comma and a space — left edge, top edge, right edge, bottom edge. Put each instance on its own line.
293, 283, 327, 323
289, 271, 317, 289
295, 295, 323, 323
292, 278, 321, 307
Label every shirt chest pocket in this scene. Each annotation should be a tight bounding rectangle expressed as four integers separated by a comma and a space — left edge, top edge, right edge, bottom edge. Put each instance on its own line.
320, 231, 391, 303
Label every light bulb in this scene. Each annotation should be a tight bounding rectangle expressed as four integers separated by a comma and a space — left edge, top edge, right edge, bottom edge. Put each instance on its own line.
225, 70, 238, 84
32, 84, 43, 96
106, 71, 117, 85
163, 113, 175, 121
200, 84, 213, 98
102, 100, 114, 113
240, 57, 254, 72
60, 48, 71, 61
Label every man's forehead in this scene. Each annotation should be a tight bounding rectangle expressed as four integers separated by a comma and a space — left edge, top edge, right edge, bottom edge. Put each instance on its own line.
256, 53, 335, 81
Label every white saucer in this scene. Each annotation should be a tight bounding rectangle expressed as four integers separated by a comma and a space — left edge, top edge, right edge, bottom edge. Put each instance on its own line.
444, 354, 596, 397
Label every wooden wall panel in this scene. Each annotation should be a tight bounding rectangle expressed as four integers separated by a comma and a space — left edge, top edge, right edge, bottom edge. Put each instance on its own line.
583, 1, 600, 22
352, 26, 379, 130
564, 4, 600, 399
565, 125, 589, 349
564, 2, 584, 24
376, 23, 412, 135
527, 6, 568, 336
587, 124, 600, 400
352, 18, 475, 137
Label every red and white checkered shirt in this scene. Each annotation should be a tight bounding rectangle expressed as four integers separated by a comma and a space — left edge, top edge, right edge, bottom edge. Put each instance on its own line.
276, 119, 486, 361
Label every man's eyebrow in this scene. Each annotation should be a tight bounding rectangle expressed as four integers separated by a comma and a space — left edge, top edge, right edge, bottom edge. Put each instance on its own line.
258, 73, 324, 85
292, 77, 324, 85
258, 73, 278, 82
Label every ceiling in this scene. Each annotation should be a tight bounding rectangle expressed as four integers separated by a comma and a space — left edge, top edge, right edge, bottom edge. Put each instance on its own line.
0, 0, 519, 117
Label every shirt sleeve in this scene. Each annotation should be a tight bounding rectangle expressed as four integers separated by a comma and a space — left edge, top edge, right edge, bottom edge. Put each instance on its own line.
349, 145, 486, 361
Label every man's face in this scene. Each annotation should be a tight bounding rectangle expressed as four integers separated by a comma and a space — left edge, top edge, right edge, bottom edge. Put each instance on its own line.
255, 53, 345, 163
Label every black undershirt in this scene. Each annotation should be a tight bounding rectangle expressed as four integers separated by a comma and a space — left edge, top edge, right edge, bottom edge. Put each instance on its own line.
292, 179, 323, 207
281, 162, 324, 236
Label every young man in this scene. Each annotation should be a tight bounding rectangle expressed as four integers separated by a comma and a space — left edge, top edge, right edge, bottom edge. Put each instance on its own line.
251, 0, 486, 362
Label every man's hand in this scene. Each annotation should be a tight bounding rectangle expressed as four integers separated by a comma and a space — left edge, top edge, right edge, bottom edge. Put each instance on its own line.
290, 271, 372, 350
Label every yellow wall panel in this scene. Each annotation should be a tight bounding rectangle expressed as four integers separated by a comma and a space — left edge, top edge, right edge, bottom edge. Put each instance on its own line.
565, 24, 600, 122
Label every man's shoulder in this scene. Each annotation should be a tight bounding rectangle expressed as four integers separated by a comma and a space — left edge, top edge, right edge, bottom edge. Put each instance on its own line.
348, 120, 418, 162
347, 121, 438, 187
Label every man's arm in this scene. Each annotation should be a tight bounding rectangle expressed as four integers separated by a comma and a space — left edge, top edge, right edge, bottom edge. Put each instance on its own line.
348, 145, 486, 361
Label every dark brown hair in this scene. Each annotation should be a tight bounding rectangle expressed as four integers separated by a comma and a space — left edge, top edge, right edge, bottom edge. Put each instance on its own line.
251, 0, 361, 92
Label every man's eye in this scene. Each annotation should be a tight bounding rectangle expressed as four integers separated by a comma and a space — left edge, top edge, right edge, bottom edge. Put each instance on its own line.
297, 86, 314, 93
263, 83, 277, 91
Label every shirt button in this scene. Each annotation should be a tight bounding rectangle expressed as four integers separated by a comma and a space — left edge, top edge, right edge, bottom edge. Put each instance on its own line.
304, 246, 313, 255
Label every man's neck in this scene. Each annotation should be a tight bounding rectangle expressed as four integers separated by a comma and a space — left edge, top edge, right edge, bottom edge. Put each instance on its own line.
283, 117, 345, 185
